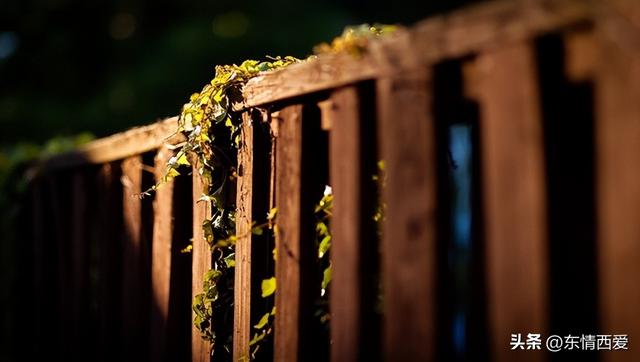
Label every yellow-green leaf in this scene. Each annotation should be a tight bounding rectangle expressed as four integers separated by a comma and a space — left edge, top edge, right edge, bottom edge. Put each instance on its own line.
253, 312, 270, 329
261, 277, 276, 297
318, 235, 331, 258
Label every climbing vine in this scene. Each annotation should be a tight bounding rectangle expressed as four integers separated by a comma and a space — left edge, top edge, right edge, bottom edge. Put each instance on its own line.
151, 24, 396, 358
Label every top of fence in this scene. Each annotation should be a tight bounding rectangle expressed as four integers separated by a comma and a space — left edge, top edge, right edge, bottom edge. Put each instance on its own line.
40, 0, 624, 170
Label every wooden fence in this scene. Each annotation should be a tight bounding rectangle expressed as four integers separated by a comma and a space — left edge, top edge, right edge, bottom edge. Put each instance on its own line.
14, 0, 640, 361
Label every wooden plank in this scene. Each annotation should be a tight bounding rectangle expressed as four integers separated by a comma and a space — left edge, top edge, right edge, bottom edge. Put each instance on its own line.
71, 171, 89, 357
192, 160, 212, 362
376, 71, 437, 361
240, 0, 592, 109
150, 147, 175, 362
48, 175, 72, 358
465, 43, 548, 362
274, 105, 304, 362
594, 17, 640, 362
234, 113, 253, 361
97, 162, 124, 362
31, 180, 46, 359
121, 156, 145, 359
42, 116, 184, 170
327, 86, 366, 361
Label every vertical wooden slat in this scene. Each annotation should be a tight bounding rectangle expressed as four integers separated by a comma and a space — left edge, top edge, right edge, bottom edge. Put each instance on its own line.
121, 156, 144, 358
48, 175, 71, 358
328, 86, 365, 362
192, 159, 212, 362
234, 113, 253, 360
274, 105, 304, 362
376, 71, 437, 361
31, 180, 46, 359
71, 171, 89, 358
150, 147, 175, 362
595, 18, 640, 362
466, 43, 548, 362
97, 162, 123, 362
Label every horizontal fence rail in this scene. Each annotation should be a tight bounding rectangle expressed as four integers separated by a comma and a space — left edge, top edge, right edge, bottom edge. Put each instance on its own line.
7, 1, 640, 362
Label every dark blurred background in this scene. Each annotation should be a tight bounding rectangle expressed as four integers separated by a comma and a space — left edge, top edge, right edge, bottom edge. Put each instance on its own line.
1, 1, 486, 361
0, 0, 483, 146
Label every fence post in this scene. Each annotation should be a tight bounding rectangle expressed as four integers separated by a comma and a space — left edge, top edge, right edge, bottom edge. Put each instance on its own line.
465, 42, 549, 362
234, 112, 253, 361
376, 71, 438, 361
273, 105, 305, 362
328, 85, 379, 361
595, 11, 640, 361
121, 156, 146, 359
150, 147, 175, 362
192, 159, 212, 362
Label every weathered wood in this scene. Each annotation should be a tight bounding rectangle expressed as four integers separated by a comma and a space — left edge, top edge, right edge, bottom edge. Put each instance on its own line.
594, 14, 640, 362
240, 0, 592, 109
42, 117, 183, 170
376, 71, 437, 361
121, 156, 144, 358
150, 147, 175, 362
192, 160, 212, 362
234, 113, 253, 361
274, 105, 304, 362
327, 86, 367, 362
465, 43, 548, 362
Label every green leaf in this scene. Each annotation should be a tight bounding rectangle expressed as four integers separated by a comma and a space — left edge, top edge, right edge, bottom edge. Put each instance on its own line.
253, 312, 270, 329
316, 221, 328, 236
318, 235, 331, 258
321, 265, 332, 292
224, 253, 235, 268
251, 226, 263, 235
249, 331, 266, 346
176, 153, 190, 166
261, 277, 276, 297
266, 207, 277, 221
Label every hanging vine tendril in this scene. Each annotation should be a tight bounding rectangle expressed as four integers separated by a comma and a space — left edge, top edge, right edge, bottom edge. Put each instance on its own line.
145, 24, 396, 358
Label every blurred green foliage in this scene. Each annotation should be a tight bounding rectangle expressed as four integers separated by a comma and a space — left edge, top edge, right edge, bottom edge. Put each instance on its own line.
0, 0, 482, 146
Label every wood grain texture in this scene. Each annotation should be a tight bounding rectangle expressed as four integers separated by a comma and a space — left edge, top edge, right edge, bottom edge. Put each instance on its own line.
376, 71, 437, 361
466, 42, 548, 362
234, 113, 253, 361
328, 86, 364, 362
150, 147, 175, 362
192, 160, 212, 362
595, 12, 640, 362
274, 105, 304, 362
